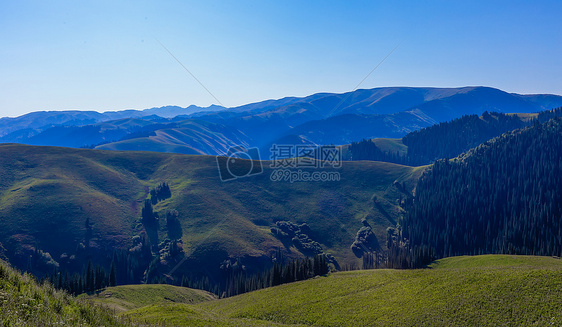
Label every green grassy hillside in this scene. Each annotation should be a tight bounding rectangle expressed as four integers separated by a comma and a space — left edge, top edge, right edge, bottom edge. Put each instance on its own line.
340, 138, 406, 160
0, 260, 137, 326
125, 255, 562, 327
0, 143, 423, 278
80, 284, 216, 312
96, 137, 203, 155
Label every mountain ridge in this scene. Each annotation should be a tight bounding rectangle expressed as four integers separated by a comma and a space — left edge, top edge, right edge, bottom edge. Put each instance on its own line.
2, 86, 562, 157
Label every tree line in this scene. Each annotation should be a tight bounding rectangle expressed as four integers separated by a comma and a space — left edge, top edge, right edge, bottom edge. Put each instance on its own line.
389, 117, 562, 267
45, 250, 331, 298
180, 252, 331, 298
349, 111, 531, 166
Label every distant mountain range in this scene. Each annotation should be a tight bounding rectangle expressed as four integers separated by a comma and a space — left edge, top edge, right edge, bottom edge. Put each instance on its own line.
1, 86, 561, 156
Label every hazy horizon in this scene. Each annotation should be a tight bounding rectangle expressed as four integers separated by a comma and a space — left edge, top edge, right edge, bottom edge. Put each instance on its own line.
1, 85, 561, 118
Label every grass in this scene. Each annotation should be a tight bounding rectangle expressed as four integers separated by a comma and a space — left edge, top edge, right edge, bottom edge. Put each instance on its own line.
427, 254, 562, 269
0, 143, 424, 277
339, 138, 407, 160
79, 284, 216, 312
121, 255, 562, 327
125, 304, 301, 327
508, 112, 539, 122
97, 137, 201, 155
0, 260, 142, 326
372, 138, 407, 156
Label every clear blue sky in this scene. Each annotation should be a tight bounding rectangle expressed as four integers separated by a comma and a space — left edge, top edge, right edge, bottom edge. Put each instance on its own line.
1, 0, 561, 117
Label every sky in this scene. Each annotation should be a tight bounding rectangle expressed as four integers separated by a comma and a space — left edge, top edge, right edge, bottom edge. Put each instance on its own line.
1, 0, 561, 117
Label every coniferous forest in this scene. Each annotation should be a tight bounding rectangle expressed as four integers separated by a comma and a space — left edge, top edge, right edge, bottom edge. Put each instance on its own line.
402, 111, 530, 165
349, 111, 532, 166
397, 117, 562, 267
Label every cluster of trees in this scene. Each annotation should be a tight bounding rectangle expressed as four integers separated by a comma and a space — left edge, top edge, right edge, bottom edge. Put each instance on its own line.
271, 221, 323, 255
46, 249, 331, 299
143, 253, 332, 298
150, 182, 172, 204
361, 252, 385, 269
112, 244, 153, 284
219, 254, 330, 297
141, 200, 159, 251
44, 241, 157, 295
141, 183, 174, 250
351, 219, 379, 258
44, 261, 115, 296
537, 107, 562, 122
165, 210, 183, 241
393, 118, 562, 267
349, 112, 530, 166
348, 139, 406, 165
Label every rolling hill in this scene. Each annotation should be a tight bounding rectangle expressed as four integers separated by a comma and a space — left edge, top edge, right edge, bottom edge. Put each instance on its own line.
80, 284, 216, 312
0, 143, 423, 282
95, 120, 251, 155
119, 255, 562, 326
4, 253, 562, 326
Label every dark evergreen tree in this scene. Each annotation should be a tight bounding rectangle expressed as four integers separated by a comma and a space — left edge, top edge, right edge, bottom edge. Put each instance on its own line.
166, 210, 183, 240
85, 261, 94, 293
141, 199, 159, 250
109, 261, 116, 287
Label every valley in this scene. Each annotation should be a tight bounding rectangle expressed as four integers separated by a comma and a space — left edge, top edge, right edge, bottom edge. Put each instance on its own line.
3, 1, 562, 325
2, 108, 562, 326
0, 143, 422, 286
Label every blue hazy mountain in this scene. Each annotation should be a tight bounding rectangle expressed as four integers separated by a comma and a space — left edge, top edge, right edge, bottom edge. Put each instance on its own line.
0, 105, 225, 139
194, 86, 562, 149
1, 86, 561, 155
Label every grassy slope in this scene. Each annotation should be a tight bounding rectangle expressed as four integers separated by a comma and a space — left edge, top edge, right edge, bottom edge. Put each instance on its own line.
125, 255, 562, 327
372, 138, 407, 155
0, 260, 137, 326
340, 138, 406, 160
97, 137, 203, 155
510, 112, 539, 122
80, 284, 216, 312
126, 304, 300, 327
96, 120, 250, 156
0, 144, 423, 275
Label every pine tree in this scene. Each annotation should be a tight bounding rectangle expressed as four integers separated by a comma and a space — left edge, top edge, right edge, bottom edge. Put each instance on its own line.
86, 261, 94, 293
109, 261, 116, 287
